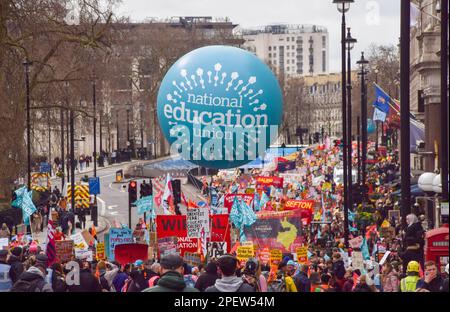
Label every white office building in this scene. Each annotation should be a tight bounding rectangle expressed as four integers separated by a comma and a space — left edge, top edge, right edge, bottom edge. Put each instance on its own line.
240, 24, 329, 77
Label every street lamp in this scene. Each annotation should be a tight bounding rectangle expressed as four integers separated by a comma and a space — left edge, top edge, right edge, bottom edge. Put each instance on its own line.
346, 27, 356, 211
333, 0, 354, 248
357, 52, 369, 204
23, 59, 32, 189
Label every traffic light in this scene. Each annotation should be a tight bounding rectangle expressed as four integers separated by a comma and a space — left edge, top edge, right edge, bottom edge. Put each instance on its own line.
129, 180, 137, 204
172, 179, 181, 205
140, 180, 153, 198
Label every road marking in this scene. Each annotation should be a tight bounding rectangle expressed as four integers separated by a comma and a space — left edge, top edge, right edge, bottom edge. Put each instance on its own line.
100, 173, 116, 179
110, 211, 119, 215
107, 205, 118, 210
97, 197, 106, 216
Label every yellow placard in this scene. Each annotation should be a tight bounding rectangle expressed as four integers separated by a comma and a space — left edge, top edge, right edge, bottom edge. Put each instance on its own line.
96, 242, 105, 260
237, 246, 254, 261
269, 249, 282, 265
296, 246, 308, 264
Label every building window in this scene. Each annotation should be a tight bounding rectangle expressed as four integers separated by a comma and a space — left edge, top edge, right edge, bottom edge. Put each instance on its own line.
292, 45, 295, 49
287, 45, 290, 50
269, 46, 272, 51
268, 60, 272, 65
269, 53, 272, 58
322, 51, 326, 72
287, 66, 290, 71
287, 37, 290, 41
274, 46, 277, 50
322, 36, 326, 47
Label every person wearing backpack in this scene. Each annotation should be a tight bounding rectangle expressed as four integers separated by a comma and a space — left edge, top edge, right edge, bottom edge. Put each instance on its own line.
205, 254, 255, 292
10, 254, 53, 292
96, 260, 119, 291
242, 258, 268, 292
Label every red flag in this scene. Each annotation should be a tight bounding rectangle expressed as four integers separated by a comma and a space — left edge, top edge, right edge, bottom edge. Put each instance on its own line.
154, 190, 163, 207
181, 191, 188, 207
46, 220, 56, 267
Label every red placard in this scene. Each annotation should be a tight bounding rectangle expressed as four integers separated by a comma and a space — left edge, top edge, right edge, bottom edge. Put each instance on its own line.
114, 243, 148, 265
224, 194, 255, 212
256, 176, 284, 188
284, 200, 315, 211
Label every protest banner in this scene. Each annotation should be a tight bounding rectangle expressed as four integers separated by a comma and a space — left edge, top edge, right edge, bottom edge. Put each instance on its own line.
224, 194, 255, 212
187, 208, 210, 238
237, 245, 254, 263
270, 249, 282, 266
296, 246, 308, 264
207, 242, 227, 259
256, 176, 284, 188
351, 251, 364, 271
114, 243, 148, 265
55, 240, 74, 263
284, 200, 315, 211
244, 209, 305, 253
108, 228, 133, 262
349, 236, 363, 249
157, 214, 230, 255
157, 236, 178, 257
96, 242, 105, 260
183, 252, 202, 267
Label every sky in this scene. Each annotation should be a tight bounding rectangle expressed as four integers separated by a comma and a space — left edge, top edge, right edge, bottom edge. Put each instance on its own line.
115, 0, 401, 72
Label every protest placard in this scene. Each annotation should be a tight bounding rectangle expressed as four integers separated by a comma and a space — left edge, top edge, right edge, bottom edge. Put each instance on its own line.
70, 232, 88, 251
157, 236, 178, 257
351, 251, 364, 271
259, 248, 270, 265
187, 208, 210, 238
0, 238, 9, 250
237, 245, 254, 262
96, 242, 105, 260
75, 249, 93, 261
296, 246, 308, 264
108, 228, 133, 261
270, 249, 282, 266
207, 242, 227, 259
55, 240, 74, 263
183, 252, 202, 267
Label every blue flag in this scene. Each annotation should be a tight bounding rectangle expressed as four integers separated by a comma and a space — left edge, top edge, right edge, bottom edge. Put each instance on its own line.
361, 237, 371, 260
11, 186, 36, 225
373, 84, 391, 114
259, 192, 270, 211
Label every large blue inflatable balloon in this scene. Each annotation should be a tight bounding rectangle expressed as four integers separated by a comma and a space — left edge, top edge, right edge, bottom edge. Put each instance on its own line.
157, 45, 283, 169
367, 119, 376, 134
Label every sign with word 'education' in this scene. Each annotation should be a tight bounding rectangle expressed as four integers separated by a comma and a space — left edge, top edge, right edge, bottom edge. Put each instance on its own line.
157, 45, 283, 169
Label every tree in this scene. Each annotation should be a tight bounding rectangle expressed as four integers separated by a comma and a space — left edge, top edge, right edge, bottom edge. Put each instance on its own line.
0, 0, 118, 202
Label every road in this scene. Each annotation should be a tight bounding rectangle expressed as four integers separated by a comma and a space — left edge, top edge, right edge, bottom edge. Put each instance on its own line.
50, 160, 207, 235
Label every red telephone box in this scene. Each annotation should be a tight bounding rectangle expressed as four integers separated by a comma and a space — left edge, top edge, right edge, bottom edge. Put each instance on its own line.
425, 227, 449, 273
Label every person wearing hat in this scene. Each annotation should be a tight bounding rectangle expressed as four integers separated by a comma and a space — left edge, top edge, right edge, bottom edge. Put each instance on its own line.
10, 254, 53, 292
143, 254, 198, 292
205, 254, 255, 292
399, 260, 420, 292
241, 258, 267, 292
7, 247, 24, 284
0, 250, 12, 292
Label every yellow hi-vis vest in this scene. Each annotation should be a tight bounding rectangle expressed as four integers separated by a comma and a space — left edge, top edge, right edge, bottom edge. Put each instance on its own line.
400, 275, 420, 292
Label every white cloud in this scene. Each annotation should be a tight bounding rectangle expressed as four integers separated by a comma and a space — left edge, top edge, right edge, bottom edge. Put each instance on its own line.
117, 0, 400, 72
